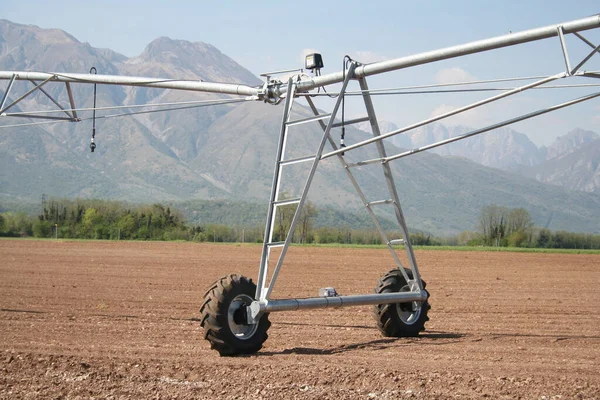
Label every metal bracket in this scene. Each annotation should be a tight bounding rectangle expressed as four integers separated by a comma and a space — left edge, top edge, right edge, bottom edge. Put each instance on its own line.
247, 300, 266, 324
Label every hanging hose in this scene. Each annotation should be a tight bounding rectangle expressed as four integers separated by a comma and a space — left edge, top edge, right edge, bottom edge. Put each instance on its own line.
89, 67, 97, 152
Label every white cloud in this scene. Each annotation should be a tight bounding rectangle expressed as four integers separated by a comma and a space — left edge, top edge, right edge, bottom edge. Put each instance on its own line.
428, 97, 539, 131
434, 67, 477, 84
429, 104, 487, 127
352, 51, 388, 64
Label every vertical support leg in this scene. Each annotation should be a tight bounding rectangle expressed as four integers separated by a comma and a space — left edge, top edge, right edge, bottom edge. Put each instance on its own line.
65, 83, 78, 120
557, 26, 572, 75
0, 74, 16, 112
255, 79, 296, 300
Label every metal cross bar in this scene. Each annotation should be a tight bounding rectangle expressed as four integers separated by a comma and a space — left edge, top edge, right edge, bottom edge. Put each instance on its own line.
321, 73, 564, 160
331, 116, 371, 128
375, 90, 600, 164
5, 114, 75, 121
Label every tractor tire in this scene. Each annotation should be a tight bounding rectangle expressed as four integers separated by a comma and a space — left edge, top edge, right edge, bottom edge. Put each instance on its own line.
372, 268, 430, 337
200, 274, 271, 356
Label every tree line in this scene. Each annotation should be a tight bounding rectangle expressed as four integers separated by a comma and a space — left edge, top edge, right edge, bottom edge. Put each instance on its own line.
0, 199, 189, 240
471, 204, 600, 249
1, 199, 599, 249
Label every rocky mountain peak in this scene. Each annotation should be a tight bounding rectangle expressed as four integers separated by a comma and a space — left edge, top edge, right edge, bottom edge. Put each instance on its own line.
138, 37, 214, 60
126, 36, 261, 85
545, 128, 600, 160
0, 20, 79, 50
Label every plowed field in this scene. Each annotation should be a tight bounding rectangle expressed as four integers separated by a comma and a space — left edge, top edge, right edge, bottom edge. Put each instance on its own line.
1, 239, 599, 399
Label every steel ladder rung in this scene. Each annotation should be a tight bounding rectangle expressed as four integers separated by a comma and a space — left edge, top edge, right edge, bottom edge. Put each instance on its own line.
346, 158, 382, 168
331, 116, 370, 128
366, 199, 393, 207
285, 113, 332, 127
273, 198, 301, 207
388, 239, 405, 245
279, 155, 316, 167
267, 241, 286, 248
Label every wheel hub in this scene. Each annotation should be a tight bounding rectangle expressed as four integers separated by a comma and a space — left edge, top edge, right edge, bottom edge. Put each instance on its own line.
396, 285, 422, 325
227, 294, 259, 340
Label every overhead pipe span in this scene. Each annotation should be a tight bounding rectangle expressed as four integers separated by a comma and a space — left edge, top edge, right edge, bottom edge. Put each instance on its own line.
0, 71, 261, 98
0, 15, 598, 101
287, 14, 600, 95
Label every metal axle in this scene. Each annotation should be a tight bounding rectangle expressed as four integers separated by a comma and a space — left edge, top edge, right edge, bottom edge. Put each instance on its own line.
248, 290, 428, 321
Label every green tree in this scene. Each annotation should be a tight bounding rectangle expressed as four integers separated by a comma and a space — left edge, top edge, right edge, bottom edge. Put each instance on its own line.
478, 205, 508, 246
507, 208, 533, 236
32, 220, 52, 238
298, 201, 318, 244
117, 214, 137, 239
82, 208, 103, 238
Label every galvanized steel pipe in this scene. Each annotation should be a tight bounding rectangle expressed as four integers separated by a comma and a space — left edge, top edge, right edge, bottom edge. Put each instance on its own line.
0, 71, 261, 97
263, 291, 428, 313
289, 14, 600, 95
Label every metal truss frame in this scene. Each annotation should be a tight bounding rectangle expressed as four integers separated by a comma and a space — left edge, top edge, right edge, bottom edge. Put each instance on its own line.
0, 74, 80, 122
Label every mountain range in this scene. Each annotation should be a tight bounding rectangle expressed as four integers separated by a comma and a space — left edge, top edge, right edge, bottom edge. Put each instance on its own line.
361, 121, 600, 193
1, 19, 599, 235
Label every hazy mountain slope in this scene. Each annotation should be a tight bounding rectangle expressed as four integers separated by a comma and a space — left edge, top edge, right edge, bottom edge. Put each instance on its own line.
524, 139, 600, 193
544, 128, 599, 160
1, 19, 600, 235
407, 124, 544, 170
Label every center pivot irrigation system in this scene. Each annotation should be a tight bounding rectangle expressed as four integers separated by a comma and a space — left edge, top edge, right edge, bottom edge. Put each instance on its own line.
2, 15, 600, 355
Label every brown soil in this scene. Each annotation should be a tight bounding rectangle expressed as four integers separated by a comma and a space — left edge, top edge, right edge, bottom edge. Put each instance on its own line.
1, 239, 599, 399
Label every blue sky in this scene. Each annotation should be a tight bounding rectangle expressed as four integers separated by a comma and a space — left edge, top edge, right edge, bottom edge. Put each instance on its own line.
2, 0, 600, 145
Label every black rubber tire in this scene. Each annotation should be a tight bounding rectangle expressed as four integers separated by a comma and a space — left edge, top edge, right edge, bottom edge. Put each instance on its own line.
372, 268, 430, 337
200, 274, 271, 356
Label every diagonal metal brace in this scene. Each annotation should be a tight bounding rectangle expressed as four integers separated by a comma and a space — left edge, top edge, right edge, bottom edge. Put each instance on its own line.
0, 75, 56, 114
28, 80, 77, 120
570, 32, 600, 74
